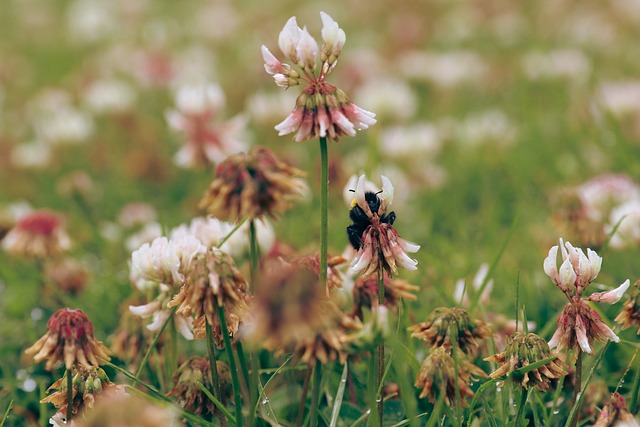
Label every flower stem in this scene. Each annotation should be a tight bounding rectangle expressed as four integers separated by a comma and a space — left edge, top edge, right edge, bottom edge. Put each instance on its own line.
514, 387, 529, 427
319, 136, 328, 292
309, 362, 323, 427
376, 269, 385, 427
205, 319, 222, 403
570, 350, 583, 427
217, 304, 243, 427
247, 220, 260, 427
296, 364, 313, 427
66, 368, 73, 423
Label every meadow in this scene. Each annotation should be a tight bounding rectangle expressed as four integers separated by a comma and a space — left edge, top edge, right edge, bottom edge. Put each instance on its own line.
1, 0, 640, 425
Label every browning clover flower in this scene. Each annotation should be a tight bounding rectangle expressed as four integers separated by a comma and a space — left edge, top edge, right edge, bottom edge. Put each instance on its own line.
25, 308, 111, 371
414, 347, 486, 406
245, 258, 360, 366
166, 83, 247, 169
169, 249, 250, 348
71, 394, 183, 427
168, 356, 231, 417
544, 238, 629, 356
42, 365, 127, 422
484, 332, 567, 391
199, 146, 306, 222
615, 279, 640, 334
351, 273, 418, 320
408, 307, 491, 358
262, 12, 376, 141
593, 392, 637, 427
348, 175, 419, 279
294, 253, 348, 292
2, 209, 71, 258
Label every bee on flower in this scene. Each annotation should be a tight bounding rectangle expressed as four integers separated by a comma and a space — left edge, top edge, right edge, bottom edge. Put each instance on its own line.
347, 175, 419, 279
261, 12, 376, 141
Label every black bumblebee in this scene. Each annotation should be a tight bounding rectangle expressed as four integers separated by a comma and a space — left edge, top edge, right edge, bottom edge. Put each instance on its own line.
347, 191, 396, 250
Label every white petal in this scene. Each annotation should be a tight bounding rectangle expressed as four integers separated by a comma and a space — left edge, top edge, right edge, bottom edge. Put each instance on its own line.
278, 17, 301, 62
354, 175, 370, 216
559, 257, 577, 289
296, 26, 318, 69
380, 175, 394, 209
543, 245, 559, 280
588, 279, 630, 304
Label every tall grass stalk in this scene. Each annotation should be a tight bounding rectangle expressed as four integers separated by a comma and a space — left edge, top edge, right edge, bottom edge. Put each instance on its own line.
217, 304, 243, 427
319, 136, 328, 293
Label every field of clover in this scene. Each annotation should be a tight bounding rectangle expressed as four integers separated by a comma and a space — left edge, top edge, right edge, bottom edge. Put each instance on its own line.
2, 0, 640, 426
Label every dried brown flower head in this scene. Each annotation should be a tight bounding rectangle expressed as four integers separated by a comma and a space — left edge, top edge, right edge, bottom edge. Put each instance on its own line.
110, 301, 156, 370
25, 308, 111, 371
615, 279, 640, 334
593, 392, 638, 427
414, 347, 485, 406
2, 210, 71, 258
44, 258, 90, 294
42, 365, 126, 420
408, 307, 491, 358
199, 146, 305, 222
169, 249, 250, 348
247, 258, 359, 365
295, 253, 347, 292
351, 273, 418, 319
484, 332, 567, 391
168, 356, 231, 417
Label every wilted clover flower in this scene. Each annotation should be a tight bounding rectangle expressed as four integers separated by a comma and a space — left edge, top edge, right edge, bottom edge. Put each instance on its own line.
2, 210, 71, 258
414, 347, 486, 406
484, 332, 568, 391
348, 175, 419, 279
593, 392, 638, 427
168, 356, 231, 417
25, 308, 111, 371
199, 146, 306, 222
351, 273, 418, 320
615, 279, 640, 334
408, 307, 490, 358
166, 83, 247, 168
42, 365, 127, 422
544, 239, 629, 356
169, 249, 250, 348
70, 394, 183, 427
262, 12, 376, 141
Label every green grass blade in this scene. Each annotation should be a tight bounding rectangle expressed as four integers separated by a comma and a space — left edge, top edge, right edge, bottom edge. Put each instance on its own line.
329, 363, 349, 427
1, 401, 13, 427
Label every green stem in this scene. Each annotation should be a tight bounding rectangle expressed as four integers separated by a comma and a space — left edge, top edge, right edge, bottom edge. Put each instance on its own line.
513, 388, 529, 427
136, 306, 177, 379
309, 362, 323, 427
570, 350, 582, 427
319, 136, 328, 291
205, 319, 222, 403
248, 220, 260, 427
217, 304, 243, 427
376, 260, 385, 426
66, 368, 73, 423
631, 354, 640, 413
296, 364, 313, 427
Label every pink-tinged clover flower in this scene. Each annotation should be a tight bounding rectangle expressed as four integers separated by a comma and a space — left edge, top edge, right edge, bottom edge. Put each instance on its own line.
544, 238, 629, 356
2, 209, 71, 258
166, 83, 247, 168
348, 175, 419, 279
261, 13, 376, 142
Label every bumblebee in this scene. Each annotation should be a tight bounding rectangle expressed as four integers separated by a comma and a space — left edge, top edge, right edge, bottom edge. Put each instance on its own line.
347, 191, 396, 250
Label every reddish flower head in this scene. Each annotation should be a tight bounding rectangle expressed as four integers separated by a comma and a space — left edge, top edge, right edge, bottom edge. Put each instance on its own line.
25, 308, 111, 371
2, 210, 71, 258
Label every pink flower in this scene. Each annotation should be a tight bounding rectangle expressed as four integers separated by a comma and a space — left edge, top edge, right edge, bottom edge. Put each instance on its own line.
2, 210, 71, 258
544, 239, 628, 357
262, 13, 376, 142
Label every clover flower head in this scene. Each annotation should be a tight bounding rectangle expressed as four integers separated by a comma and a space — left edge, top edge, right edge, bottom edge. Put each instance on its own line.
348, 175, 419, 278
262, 12, 376, 142
2, 209, 71, 258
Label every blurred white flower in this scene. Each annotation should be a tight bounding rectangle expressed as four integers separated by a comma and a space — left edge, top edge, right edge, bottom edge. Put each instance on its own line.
576, 174, 640, 222
606, 199, 640, 250
11, 141, 52, 169
246, 90, 298, 125
124, 222, 163, 252
450, 109, 518, 148
379, 123, 443, 159
521, 49, 591, 82
166, 83, 247, 168
398, 50, 488, 88
84, 78, 136, 114
171, 46, 217, 87
453, 263, 494, 307
117, 202, 157, 228
596, 81, 640, 118
66, 0, 117, 43
353, 78, 417, 122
